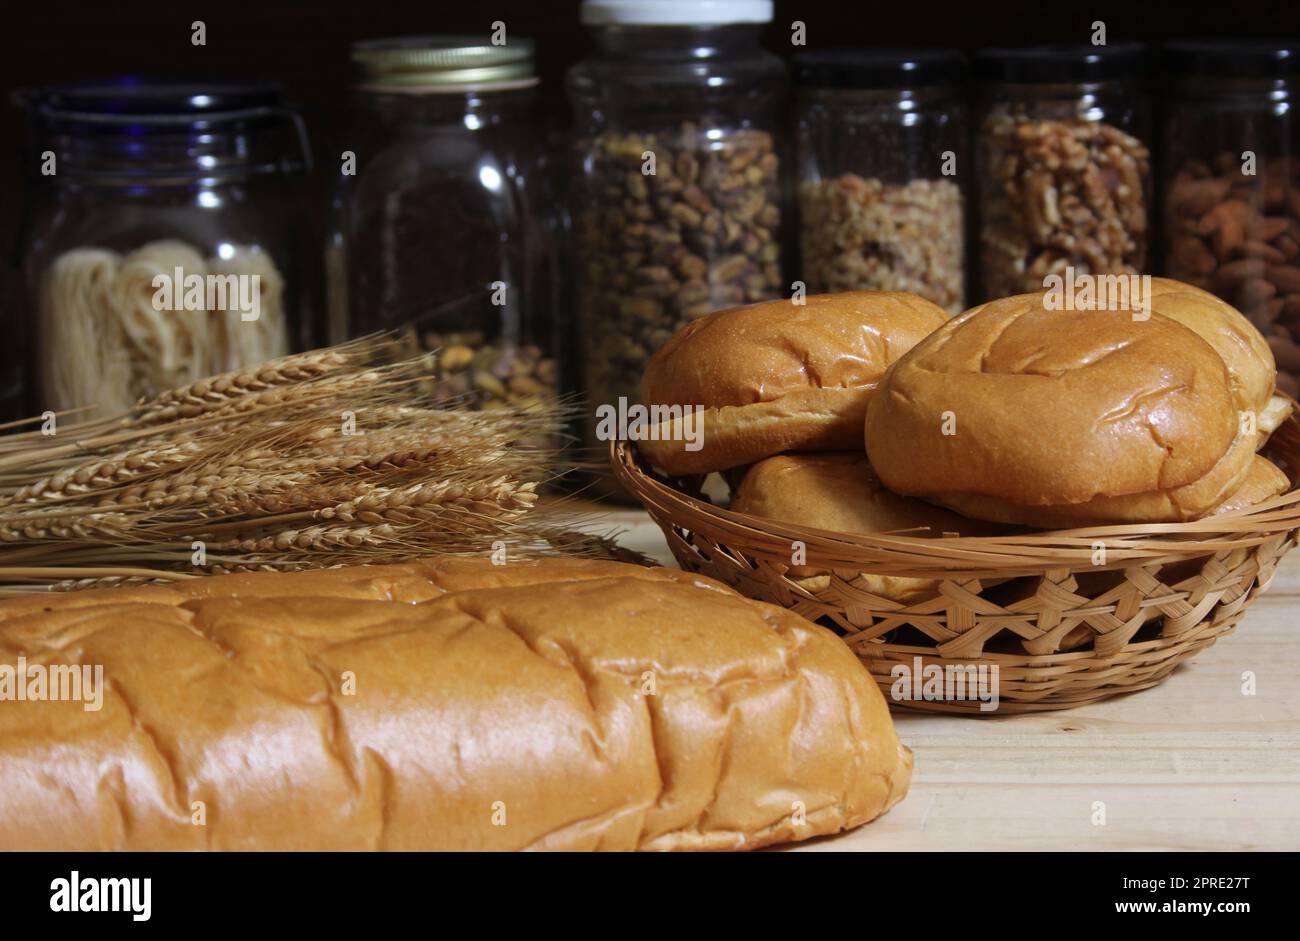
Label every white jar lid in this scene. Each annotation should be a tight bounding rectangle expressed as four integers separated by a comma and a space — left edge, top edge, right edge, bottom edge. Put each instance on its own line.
581, 0, 774, 26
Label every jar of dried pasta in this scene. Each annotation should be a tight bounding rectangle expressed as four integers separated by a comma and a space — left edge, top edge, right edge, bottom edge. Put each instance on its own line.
794, 49, 968, 314
328, 37, 561, 422
974, 43, 1152, 301
12, 80, 312, 419
567, 0, 787, 446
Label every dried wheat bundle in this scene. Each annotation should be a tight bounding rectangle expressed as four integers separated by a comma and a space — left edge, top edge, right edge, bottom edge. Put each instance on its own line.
0, 339, 605, 594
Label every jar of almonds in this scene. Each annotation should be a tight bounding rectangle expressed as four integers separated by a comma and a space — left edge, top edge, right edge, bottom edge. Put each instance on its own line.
974, 44, 1152, 302
1161, 41, 1300, 397
566, 0, 787, 456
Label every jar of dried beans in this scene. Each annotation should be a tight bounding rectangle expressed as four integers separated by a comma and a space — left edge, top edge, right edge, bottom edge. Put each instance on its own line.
794, 49, 968, 314
1160, 41, 1300, 397
974, 43, 1152, 301
567, 0, 787, 446
328, 37, 560, 420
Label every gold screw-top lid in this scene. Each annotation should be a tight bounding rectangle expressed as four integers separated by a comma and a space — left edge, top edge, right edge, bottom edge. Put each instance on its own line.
351, 36, 537, 88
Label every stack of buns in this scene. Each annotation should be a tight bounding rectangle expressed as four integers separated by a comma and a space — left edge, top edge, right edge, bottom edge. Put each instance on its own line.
865, 280, 1291, 527
638, 279, 1294, 602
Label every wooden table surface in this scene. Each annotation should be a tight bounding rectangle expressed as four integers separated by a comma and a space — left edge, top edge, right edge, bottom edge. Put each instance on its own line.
599, 506, 1300, 852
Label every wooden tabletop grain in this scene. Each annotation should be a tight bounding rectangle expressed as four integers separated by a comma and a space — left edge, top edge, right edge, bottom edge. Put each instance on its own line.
597, 506, 1300, 852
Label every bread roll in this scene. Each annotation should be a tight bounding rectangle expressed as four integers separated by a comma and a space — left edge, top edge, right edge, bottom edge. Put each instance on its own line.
639, 292, 948, 474
866, 291, 1254, 527
1142, 277, 1291, 441
732, 453, 1003, 601
0, 557, 911, 851
1207, 454, 1290, 516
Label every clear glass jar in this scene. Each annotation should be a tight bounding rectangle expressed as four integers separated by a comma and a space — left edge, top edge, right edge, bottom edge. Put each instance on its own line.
567, 0, 787, 436
974, 44, 1152, 301
795, 49, 968, 314
13, 80, 311, 420
328, 37, 558, 417
1160, 41, 1300, 397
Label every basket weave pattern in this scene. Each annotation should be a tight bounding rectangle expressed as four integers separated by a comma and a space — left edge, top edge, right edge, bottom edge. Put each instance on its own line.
612, 415, 1300, 713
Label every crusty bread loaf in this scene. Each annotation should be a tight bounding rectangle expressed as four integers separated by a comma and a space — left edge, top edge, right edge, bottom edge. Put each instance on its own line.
732, 453, 1005, 601
0, 557, 911, 851
639, 291, 948, 474
865, 291, 1254, 527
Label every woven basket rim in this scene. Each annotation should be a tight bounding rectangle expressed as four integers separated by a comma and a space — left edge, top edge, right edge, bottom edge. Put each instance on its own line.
853, 629, 1227, 664
610, 409, 1300, 578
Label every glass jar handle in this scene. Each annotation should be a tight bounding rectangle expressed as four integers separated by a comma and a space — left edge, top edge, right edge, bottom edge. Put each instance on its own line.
266, 106, 313, 174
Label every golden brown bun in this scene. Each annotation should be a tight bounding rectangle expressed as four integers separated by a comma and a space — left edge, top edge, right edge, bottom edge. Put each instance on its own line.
1144, 278, 1275, 413
734, 453, 1000, 538
866, 292, 1252, 527
1207, 455, 1290, 515
1258, 393, 1294, 444
1142, 278, 1291, 443
733, 453, 1003, 602
930, 425, 1255, 528
639, 292, 948, 474
0, 557, 910, 851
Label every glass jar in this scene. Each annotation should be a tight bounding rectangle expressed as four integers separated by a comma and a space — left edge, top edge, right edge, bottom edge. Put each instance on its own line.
328, 37, 558, 418
1159, 41, 1300, 398
794, 49, 968, 314
567, 0, 787, 437
13, 80, 311, 420
974, 44, 1152, 301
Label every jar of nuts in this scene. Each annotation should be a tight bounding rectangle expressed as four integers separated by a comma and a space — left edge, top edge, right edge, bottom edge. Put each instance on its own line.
327, 37, 560, 418
974, 44, 1153, 301
794, 49, 969, 314
1161, 41, 1300, 398
567, 0, 787, 451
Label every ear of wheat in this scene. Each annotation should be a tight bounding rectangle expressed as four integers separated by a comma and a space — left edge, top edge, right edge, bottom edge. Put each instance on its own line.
0, 340, 623, 594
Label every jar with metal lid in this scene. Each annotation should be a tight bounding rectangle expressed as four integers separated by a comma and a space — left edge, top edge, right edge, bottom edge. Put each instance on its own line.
328, 36, 559, 418
1159, 41, 1300, 397
12, 80, 311, 420
566, 0, 787, 437
974, 43, 1152, 301
794, 49, 968, 314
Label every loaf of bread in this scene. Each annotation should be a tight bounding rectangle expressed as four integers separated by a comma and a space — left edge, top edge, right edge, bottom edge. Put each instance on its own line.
639, 291, 948, 474
866, 290, 1258, 527
0, 557, 911, 851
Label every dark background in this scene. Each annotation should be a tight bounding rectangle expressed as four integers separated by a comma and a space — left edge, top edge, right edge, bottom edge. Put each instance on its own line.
2, 0, 1298, 324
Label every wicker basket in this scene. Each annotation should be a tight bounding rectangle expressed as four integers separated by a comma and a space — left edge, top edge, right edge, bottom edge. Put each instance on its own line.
611, 413, 1300, 714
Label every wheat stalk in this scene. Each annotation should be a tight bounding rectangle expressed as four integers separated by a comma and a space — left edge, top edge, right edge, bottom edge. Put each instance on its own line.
2, 442, 204, 505
0, 339, 607, 592
135, 348, 356, 423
